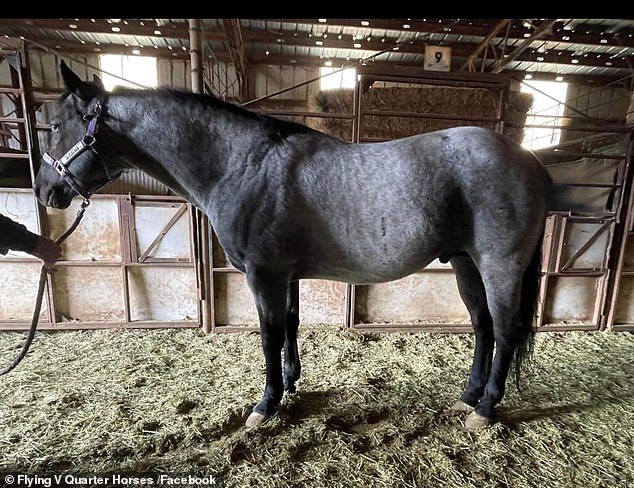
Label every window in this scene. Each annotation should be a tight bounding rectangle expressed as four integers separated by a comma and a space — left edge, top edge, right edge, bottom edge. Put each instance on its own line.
319, 67, 356, 90
520, 79, 569, 150
98, 54, 158, 91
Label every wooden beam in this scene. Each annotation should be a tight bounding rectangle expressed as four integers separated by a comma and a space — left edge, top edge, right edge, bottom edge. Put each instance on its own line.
461, 19, 511, 72
265, 18, 634, 49
491, 19, 560, 73
19, 34, 634, 73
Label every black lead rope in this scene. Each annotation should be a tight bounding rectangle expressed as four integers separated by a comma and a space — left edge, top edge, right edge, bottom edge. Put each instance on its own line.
0, 199, 90, 376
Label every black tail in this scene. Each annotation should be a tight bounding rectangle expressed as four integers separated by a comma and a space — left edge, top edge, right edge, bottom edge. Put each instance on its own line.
513, 239, 542, 391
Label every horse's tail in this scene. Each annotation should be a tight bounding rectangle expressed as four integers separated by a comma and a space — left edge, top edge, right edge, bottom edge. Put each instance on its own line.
513, 237, 542, 391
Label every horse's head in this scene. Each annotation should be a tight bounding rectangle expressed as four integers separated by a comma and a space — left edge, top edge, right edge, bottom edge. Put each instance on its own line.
34, 61, 123, 209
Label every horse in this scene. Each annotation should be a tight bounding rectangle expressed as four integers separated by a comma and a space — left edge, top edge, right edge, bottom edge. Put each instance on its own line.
34, 60, 553, 430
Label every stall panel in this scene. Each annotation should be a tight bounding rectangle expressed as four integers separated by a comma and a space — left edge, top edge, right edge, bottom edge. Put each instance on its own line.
355, 272, 470, 326
52, 266, 124, 322
213, 273, 258, 326
0, 191, 47, 323
542, 276, 600, 325
299, 280, 347, 325
212, 273, 347, 327
0, 262, 46, 321
128, 267, 197, 321
47, 198, 121, 261
613, 276, 634, 324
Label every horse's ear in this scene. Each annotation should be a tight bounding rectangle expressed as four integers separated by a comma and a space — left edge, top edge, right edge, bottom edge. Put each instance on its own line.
92, 74, 105, 90
60, 60, 104, 101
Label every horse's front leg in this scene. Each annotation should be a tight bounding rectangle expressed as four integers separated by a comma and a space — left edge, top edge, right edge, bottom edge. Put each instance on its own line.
244, 267, 289, 428
283, 280, 301, 393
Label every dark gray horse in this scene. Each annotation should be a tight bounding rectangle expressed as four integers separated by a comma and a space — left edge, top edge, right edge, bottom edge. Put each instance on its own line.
34, 61, 553, 430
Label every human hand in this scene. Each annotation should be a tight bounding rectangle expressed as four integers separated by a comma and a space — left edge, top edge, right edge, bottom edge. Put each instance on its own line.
31, 236, 62, 266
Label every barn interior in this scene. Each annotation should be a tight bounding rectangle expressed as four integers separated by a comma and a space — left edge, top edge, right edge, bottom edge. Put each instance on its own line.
1, 18, 634, 333
2, 18, 634, 487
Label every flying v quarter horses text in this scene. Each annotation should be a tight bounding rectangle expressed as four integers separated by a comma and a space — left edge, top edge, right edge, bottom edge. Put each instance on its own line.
34, 61, 553, 430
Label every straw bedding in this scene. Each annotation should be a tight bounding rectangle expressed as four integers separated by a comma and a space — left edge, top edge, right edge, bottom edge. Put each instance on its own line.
0, 326, 633, 487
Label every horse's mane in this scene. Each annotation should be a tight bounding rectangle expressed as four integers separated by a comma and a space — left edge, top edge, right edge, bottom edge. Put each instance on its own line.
60, 82, 325, 142
114, 85, 323, 141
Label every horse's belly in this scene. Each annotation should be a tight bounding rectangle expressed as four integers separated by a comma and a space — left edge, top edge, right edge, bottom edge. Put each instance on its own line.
300, 248, 437, 284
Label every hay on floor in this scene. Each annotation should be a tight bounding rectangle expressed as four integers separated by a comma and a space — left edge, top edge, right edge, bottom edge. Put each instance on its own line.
0, 327, 633, 487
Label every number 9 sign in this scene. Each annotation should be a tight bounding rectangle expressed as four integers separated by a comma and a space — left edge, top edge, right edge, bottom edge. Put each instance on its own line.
424, 45, 452, 71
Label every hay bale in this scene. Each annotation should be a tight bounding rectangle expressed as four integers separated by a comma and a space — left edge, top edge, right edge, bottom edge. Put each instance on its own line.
309, 87, 533, 143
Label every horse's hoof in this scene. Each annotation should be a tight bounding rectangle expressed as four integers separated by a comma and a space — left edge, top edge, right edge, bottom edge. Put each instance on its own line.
245, 411, 267, 429
451, 400, 475, 413
464, 411, 492, 430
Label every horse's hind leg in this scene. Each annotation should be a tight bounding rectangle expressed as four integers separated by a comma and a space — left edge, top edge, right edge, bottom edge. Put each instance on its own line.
464, 258, 526, 429
283, 280, 301, 393
450, 255, 494, 413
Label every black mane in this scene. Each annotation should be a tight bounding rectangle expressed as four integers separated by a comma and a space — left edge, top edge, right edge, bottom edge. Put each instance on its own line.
70, 82, 323, 142
159, 88, 323, 141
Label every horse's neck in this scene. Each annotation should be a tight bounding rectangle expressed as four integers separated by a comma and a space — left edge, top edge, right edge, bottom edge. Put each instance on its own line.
107, 93, 262, 208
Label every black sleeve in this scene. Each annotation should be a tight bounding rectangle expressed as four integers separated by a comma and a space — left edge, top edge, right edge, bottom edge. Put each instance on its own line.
0, 213, 40, 255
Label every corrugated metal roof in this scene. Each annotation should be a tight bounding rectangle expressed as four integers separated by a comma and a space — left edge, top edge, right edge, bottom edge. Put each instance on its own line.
0, 19, 632, 83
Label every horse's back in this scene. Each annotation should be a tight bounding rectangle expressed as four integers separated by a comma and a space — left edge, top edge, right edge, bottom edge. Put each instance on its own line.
279, 126, 551, 282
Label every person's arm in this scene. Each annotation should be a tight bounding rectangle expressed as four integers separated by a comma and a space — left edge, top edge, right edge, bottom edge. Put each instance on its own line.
0, 213, 62, 265
0, 213, 39, 255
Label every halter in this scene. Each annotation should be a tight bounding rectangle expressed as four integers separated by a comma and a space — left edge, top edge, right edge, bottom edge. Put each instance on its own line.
42, 95, 115, 205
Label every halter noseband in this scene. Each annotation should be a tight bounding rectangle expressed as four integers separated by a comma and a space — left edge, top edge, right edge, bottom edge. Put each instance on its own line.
42, 96, 114, 205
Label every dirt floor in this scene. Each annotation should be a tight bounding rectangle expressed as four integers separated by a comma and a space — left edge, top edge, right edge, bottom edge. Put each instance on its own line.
0, 326, 633, 488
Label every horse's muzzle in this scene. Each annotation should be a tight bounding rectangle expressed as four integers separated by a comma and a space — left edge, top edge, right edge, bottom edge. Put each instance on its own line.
35, 184, 73, 209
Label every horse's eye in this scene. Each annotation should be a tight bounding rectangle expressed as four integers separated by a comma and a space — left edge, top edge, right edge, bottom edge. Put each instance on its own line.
51, 124, 59, 133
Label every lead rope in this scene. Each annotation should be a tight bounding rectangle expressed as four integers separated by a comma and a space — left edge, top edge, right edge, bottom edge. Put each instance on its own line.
0, 199, 90, 376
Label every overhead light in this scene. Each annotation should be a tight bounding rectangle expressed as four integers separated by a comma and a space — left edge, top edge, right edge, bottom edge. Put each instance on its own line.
525, 74, 533, 80
111, 26, 121, 32
318, 19, 327, 23
361, 20, 369, 26
154, 30, 161, 35
354, 43, 362, 48
403, 24, 410, 29
555, 76, 564, 82
325, 60, 332, 67
132, 49, 141, 55
316, 40, 323, 46
571, 59, 579, 64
